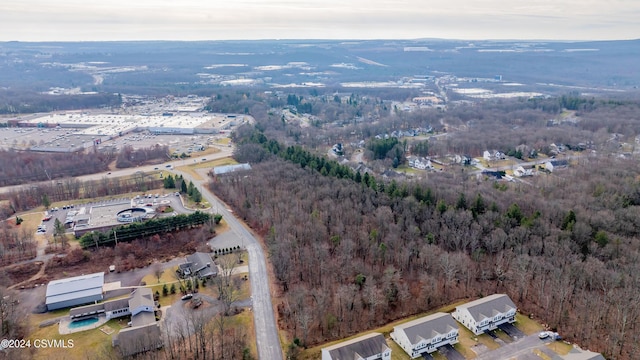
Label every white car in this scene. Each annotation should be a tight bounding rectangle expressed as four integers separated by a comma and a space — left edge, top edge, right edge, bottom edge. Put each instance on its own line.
538, 331, 550, 339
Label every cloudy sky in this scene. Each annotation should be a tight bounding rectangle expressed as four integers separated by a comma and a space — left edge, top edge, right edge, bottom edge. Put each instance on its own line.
1, 0, 638, 41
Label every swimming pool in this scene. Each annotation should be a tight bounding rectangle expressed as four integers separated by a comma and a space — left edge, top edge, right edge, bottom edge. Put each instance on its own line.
69, 317, 99, 329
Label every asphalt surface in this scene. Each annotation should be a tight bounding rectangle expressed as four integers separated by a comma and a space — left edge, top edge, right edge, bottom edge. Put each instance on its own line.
0, 146, 234, 195
475, 334, 553, 360
174, 167, 283, 360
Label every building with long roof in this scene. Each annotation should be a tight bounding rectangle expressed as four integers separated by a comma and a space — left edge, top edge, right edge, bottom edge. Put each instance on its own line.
45, 272, 105, 311
391, 312, 459, 358
452, 294, 517, 335
321, 332, 391, 360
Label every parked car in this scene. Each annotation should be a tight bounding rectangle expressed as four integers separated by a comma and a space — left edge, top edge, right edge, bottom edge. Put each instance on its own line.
181, 294, 193, 301
538, 331, 550, 339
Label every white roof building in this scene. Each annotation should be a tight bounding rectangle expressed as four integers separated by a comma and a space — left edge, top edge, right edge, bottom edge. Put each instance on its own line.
45, 272, 104, 311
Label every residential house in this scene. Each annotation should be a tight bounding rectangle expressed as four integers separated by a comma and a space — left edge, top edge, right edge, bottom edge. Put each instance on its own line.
70, 287, 162, 357
391, 312, 459, 358
545, 159, 569, 173
513, 166, 534, 177
408, 156, 433, 170
177, 252, 218, 279
321, 332, 391, 360
452, 294, 517, 335
483, 151, 492, 161
113, 288, 163, 357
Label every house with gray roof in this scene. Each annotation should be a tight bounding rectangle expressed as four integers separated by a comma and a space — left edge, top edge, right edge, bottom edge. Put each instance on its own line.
177, 252, 218, 279
321, 332, 391, 360
114, 323, 163, 357
113, 287, 162, 357
46, 272, 104, 311
452, 294, 517, 335
391, 312, 459, 358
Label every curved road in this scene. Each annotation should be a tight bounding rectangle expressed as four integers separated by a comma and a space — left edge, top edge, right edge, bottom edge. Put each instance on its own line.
174, 165, 283, 360
0, 144, 283, 359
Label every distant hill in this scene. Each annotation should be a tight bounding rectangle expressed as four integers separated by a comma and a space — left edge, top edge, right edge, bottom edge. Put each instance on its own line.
0, 39, 638, 95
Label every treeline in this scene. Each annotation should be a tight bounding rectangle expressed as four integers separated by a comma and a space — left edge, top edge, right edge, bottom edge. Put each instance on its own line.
0, 224, 37, 266
0, 149, 114, 187
2, 175, 164, 213
78, 211, 211, 248
115, 144, 170, 168
211, 152, 640, 359
0, 91, 121, 114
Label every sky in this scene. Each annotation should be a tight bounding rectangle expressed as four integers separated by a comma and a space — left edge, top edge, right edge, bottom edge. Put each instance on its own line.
1, 0, 639, 42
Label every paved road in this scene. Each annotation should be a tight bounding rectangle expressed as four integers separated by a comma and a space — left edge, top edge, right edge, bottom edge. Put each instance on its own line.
174, 168, 283, 360
0, 146, 234, 195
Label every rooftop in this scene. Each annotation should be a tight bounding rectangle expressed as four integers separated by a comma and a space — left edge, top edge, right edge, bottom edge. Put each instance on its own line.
394, 312, 458, 344
213, 163, 252, 175
322, 332, 389, 359
46, 272, 105, 306
457, 294, 517, 321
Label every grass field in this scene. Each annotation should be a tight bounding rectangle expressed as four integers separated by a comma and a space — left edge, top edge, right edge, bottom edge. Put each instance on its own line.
546, 341, 573, 355
28, 314, 123, 360
175, 156, 238, 181
514, 313, 544, 335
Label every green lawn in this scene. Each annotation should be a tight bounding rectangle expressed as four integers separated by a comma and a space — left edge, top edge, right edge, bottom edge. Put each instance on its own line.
28, 317, 124, 360
514, 313, 544, 335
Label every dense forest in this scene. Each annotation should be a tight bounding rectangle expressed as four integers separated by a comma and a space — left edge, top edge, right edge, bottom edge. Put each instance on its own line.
115, 144, 171, 168
211, 138, 640, 359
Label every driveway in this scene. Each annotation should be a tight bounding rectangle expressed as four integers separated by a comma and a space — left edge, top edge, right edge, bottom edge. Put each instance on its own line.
475, 334, 551, 360
438, 344, 465, 360
499, 323, 526, 341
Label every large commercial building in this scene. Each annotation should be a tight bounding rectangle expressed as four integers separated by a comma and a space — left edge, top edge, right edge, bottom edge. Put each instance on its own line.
45, 272, 105, 311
